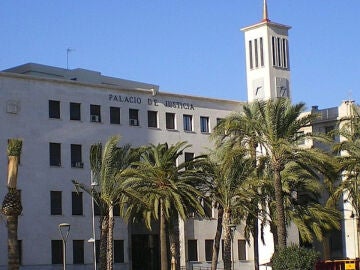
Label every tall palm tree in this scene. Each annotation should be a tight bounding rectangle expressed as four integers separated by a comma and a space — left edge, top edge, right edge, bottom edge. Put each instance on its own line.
333, 104, 360, 254
2, 139, 23, 270
208, 144, 255, 270
123, 141, 208, 270
73, 136, 141, 270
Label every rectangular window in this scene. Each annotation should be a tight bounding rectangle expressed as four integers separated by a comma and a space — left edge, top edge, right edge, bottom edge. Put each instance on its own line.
129, 109, 139, 126
72, 192, 83, 215
188, 240, 198, 261
183, 115, 193, 132
260, 37, 264, 67
277, 37, 281, 67
200, 116, 210, 133
51, 240, 63, 264
282, 39, 287, 68
51, 191, 62, 215
166, 113, 176, 130
70, 102, 81, 120
71, 144, 83, 168
254, 39, 258, 68
238, 240, 247, 260
90, 104, 101, 122
272, 37, 276, 66
49, 100, 60, 119
249, 40, 253, 69
95, 240, 100, 263
205, 239, 213, 261
73, 240, 84, 264
147, 111, 158, 128
184, 152, 194, 162
49, 142, 61, 167
110, 107, 121, 124
18, 240, 22, 265
114, 240, 125, 263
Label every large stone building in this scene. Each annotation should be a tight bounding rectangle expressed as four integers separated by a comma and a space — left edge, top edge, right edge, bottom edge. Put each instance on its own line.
0, 1, 357, 269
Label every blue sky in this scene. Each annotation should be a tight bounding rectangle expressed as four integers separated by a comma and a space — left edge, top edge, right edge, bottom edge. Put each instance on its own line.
1, 1, 359, 109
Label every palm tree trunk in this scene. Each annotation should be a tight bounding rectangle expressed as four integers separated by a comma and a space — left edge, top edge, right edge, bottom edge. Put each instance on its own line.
223, 208, 232, 270
99, 214, 109, 270
160, 201, 168, 270
7, 215, 19, 270
270, 221, 279, 248
211, 207, 223, 270
274, 167, 287, 247
253, 213, 260, 270
168, 215, 180, 270
107, 205, 114, 270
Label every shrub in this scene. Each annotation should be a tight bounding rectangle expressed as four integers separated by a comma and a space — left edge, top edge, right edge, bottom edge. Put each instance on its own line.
271, 245, 319, 270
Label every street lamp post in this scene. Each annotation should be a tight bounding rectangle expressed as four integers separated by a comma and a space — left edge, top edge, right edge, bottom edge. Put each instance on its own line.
91, 171, 99, 270
58, 223, 71, 270
228, 224, 236, 270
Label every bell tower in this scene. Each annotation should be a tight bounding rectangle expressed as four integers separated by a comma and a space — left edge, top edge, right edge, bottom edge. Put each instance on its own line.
241, 0, 291, 102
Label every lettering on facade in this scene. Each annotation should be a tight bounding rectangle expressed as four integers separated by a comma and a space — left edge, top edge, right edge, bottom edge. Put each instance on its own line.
109, 94, 195, 110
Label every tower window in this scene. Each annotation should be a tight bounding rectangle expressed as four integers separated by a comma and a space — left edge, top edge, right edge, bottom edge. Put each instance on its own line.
254, 39, 258, 68
200, 116, 210, 133
249, 40, 253, 69
260, 37, 264, 67
272, 37, 276, 66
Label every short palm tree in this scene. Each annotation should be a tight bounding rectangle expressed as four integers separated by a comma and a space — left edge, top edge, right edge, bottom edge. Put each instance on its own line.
208, 143, 255, 270
123, 141, 208, 270
73, 136, 141, 270
2, 139, 23, 270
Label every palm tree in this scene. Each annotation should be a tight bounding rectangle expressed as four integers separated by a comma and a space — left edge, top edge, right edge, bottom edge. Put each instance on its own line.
123, 141, 208, 270
73, 136, 141, 270
208, 144, 255, 270
333, 104, 360, 254
2, 139, 23, 270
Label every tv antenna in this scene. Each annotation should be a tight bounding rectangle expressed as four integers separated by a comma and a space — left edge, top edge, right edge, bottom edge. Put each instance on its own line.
66, 48, 75, 69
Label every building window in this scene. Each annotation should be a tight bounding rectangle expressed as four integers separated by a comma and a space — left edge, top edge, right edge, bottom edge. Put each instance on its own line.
205, 240, 213, 261
49, 100, 60, 119
70, 102, 81, 120
51, 240, 63, 264
260, 37, 264, 67
254, 38, 258, 68
110, 107, 121, 124
18, 240, 22, 265
129, 109, 139, 126
238, 240, 247, 260
114, 240, 125, 263
72, 192, 83, 215
71, 144, 83, 168
51, 191, 62, 215
188, 240, 198, 261
249, 40, 253, 69
184, 152, 194, 162
147, 111, 158, 128
49, 143, 61, 167
200, 116, 210, 133
183, 115, 193, 132
95, 240, 100, 263
272, 37, 276, 66
166, 113, 176, 130
73, 240, 84, 264
90, 104, 101, 122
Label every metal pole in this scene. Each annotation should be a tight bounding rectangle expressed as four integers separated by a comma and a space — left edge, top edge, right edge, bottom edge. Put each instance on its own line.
63, 240, 66, 270
91, 189, 97, 270
58, 223, 70, 270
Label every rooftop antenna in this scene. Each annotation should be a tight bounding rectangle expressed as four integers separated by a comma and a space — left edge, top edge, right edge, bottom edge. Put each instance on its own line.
66, 48, 75, 70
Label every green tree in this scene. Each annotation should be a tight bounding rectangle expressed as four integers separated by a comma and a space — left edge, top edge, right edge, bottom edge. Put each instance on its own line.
208, 144, 255, 270
2, 139, 23, 270
123, 142, 208, 270
73, 136, 141, 270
